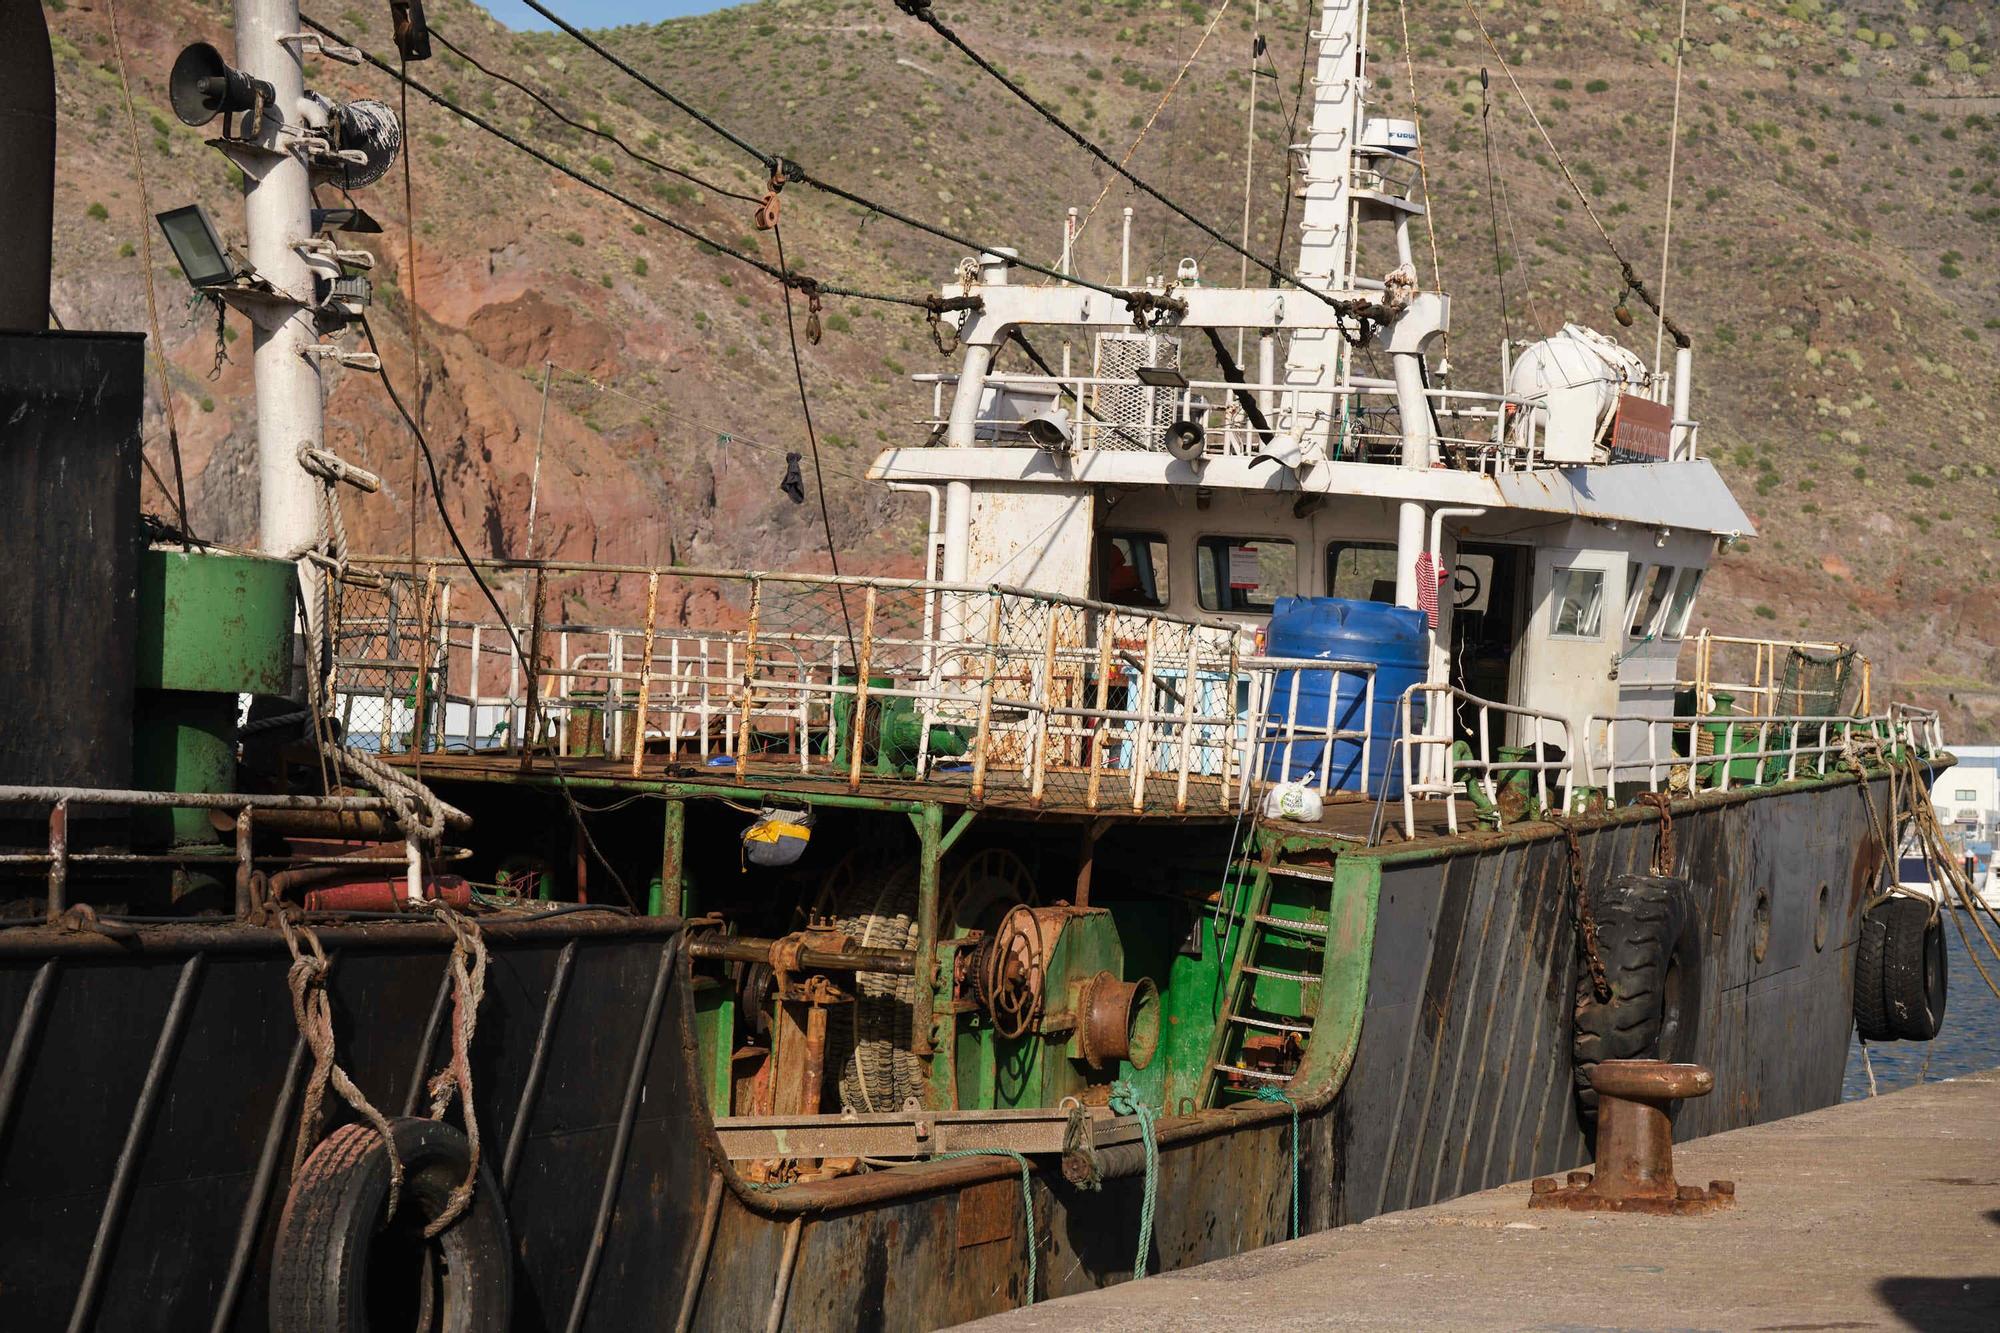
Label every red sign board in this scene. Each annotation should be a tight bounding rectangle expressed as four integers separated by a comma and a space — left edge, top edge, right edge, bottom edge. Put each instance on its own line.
1610, 394, 1675, 461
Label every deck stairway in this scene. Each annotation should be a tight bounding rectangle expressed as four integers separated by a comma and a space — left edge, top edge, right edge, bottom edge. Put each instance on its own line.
1200, 846, 1340, 1106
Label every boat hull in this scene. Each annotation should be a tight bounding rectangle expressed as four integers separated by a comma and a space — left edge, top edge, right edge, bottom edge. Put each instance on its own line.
0, 773, 1886, 1329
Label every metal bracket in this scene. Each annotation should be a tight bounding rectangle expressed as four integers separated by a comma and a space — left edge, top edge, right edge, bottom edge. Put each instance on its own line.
277, 32, 362, 66
300, 345, 381, 372
296, 237, 376, 270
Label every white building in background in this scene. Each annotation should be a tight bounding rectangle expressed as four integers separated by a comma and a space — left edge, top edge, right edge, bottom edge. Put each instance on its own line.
1934, 745, 1999, 844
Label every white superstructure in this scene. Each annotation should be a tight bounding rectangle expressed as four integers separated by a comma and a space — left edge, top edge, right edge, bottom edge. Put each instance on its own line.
869, 0, 1755, 776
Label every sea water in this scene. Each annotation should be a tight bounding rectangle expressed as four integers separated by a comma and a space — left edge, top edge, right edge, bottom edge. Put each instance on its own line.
1842, 916, 2000, 1099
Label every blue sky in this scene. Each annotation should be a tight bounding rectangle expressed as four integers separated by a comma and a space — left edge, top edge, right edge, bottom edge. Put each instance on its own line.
485, 1, 742, 29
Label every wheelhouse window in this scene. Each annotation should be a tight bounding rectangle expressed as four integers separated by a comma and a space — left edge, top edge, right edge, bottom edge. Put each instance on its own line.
1326, 542, 1399, 604
1663, 567, 1704, 639
1549, 567, 1605, 638
1096, 531, 1169, 609
1197, 537, 1295, 612
1628, 564, 1673, 639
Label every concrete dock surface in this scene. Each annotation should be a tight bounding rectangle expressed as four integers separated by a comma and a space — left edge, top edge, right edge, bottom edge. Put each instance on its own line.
967, 1069, 2000, 1332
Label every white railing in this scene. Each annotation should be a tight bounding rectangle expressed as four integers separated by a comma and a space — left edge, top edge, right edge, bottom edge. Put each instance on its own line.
917, 372, 1552, 472
1584, 705, 1945, 797
1395, 684, 1576, 840
333, 562, 1386, 815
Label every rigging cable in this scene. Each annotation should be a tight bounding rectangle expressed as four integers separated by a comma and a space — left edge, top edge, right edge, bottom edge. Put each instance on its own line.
890, 0, 1344, 305
1654, 0, 1692, 370
1236, 0, 1262, 303
545, 366, 876, 484
304, 17, 939, 311
465, 6, 1193, 313
400, 50, 425, 594
107, 0, 195, 544
1393, 0, 1448, 367
354, 313, 634, 906
1460, 2, 1689, 347
424, 24, 762, 205
1268, 11, 1314, 277
1069, 0, 1233, 252
1479, 69, 1512, 347
771, 223, 859, 660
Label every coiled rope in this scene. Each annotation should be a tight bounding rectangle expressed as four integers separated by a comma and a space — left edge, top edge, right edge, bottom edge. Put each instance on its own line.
1108, 1079, 1158, 1280
1251, 1085, 1301, 1239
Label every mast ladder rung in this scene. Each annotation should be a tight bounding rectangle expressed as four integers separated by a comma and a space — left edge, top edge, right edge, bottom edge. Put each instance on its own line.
1228, 1012, 1314, 1034
1213, 1064, 1295, 1084
1244, 964, 1320, 984
1252, 912, 1329, 935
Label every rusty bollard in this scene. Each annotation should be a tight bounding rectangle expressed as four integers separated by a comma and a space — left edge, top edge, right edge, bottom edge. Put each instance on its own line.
1529, 1060, 1736, 1216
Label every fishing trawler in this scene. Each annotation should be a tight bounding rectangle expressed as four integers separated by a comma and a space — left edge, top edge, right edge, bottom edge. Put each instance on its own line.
0, 0, 1965, 1329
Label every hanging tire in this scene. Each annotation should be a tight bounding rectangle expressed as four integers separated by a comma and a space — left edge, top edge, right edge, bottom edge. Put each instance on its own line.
1881, 897, 1948, 1041
270, 1117, 512, 1333
1571, 874, 1703, 1122
1852, 903, 1897, 1042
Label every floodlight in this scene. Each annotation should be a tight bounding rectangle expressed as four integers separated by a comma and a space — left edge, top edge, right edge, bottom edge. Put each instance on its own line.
154, 205, 238, 289
1134, 365, 1189, 390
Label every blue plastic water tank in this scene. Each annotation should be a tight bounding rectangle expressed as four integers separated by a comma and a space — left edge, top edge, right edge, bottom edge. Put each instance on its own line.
1260, 596, 1428, 797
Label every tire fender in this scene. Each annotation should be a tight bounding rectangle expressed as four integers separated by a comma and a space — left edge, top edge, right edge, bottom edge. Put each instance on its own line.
270, 1117, 512, 1333
1571, 873, 1704, 1122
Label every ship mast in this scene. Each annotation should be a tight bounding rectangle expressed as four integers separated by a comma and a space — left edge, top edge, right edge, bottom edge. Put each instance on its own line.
234, 0, 332, 558
1280, 0, 1366, 430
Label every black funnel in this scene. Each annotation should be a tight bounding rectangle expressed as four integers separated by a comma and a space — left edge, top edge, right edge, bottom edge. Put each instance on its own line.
0, 0, 55, 331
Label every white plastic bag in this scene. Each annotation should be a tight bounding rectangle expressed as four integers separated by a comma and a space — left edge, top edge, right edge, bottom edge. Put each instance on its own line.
1262, 773, 1324, 823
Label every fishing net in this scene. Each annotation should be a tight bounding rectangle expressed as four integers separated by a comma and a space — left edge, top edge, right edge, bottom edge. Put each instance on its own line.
1778, 646, 1856, 718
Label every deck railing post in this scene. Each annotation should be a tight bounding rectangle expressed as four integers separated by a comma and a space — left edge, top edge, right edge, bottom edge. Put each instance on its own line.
1031, 600, 1060, 807
736, 578, 763, 782
848, 586, 878, 792
1131, 618, 1158, 812
970, 591, 1003, 803
630, 573, 660, 778
1086, 609, 1116, 811
234, 808, 255, 918
1173, 630, 1200, 813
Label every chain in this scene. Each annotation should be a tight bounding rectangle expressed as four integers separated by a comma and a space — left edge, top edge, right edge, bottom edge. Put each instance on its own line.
1636, 790, 1676, 876
1553, 815, 1610, 1001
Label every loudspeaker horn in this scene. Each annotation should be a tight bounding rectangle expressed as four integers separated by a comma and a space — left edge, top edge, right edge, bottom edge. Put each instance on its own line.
168, 42, 273, 128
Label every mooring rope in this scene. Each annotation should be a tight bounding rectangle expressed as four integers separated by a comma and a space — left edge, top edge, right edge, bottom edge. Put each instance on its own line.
421, 905, 489, 1235
1108, 1079, 1158, 1280
930, 1149, 1037, 1304
275, 910, 406, 1219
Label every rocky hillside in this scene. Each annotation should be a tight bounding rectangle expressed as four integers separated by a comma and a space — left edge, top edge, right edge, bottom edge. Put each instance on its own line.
44, 0, 2000, 735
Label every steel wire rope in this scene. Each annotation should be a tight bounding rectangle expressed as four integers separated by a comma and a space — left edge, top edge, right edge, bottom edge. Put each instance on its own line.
539, 364, 875, 484
890, 0, 1350, 307
1478, 70, 1513, 347
107, 0, 195, 543
1459, 3, 1689, 347
1392, 0, 1449, 366
1065, 0, 1233, 254
302, 17, 934, 311
354, 312, 634, 907
772, 222, 859, 660
507, 0, 1161, 309
1653, 0, 1692, 370
424, 23, 762, 205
